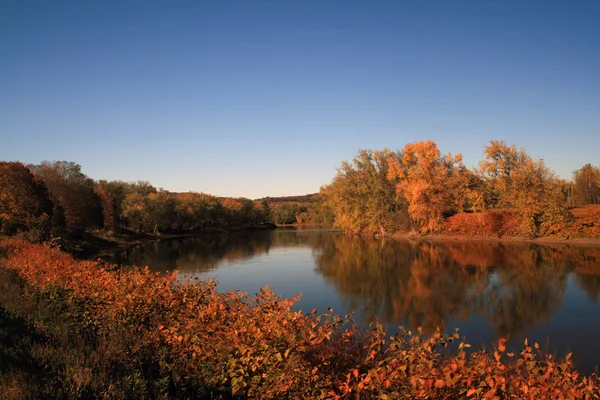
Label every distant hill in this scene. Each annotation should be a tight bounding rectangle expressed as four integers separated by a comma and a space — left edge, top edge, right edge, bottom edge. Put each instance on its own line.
257, 193, 319, 203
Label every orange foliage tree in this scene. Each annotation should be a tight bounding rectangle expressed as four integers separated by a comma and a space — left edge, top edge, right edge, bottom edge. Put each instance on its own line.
478, 141, 571, 237
29, 161, 103, 234
387, 141, 472, 233
572, 163, 600, 205
0, 162, 54, 241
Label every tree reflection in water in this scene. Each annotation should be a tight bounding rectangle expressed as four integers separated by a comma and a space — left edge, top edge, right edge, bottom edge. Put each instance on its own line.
313, 236, 600, 338
114, 230, 600, 341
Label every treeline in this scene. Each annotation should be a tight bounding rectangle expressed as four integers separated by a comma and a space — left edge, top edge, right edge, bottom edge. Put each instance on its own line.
321, 140, 600, 238
260, 194, 334, 225
260, 193, 319, 203
0, 161, 271, 242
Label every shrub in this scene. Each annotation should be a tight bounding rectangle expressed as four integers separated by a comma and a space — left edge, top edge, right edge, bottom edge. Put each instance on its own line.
1, 238, 598, 399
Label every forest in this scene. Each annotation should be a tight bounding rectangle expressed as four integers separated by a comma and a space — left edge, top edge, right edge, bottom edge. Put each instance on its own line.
321, 140, 600, 238
0, 161, 274, 245
1, 140, 599, 247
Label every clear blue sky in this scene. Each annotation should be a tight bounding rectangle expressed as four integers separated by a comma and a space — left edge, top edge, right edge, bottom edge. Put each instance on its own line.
1, 0, 599, 199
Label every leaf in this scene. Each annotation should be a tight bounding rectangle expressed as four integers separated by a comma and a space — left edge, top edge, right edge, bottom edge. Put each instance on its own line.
498, 338, 506, 352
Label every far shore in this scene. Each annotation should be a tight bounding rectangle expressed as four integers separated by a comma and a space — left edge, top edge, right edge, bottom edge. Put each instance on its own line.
84, 225, 600, 260
390, 231, 600, 247
74, 225, 277, 259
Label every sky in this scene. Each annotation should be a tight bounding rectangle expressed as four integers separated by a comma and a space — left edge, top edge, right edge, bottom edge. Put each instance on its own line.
1, 0, 599, 199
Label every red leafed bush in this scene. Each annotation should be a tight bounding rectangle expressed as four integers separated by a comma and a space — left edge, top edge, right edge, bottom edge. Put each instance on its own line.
443, 210, 517, 238
568, 205, 600, 238
1, 238, 599, 399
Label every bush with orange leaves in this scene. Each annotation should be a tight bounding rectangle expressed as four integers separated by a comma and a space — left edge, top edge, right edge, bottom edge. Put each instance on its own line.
1, 237, 599, 399
568, 205, 600, 238
443, 210, 519, 238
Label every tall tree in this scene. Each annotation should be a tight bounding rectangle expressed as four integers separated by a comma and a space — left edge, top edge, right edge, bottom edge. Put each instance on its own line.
387, 140, 467, 233
0, 161, 54, 241
572, 164, 600, 205
322, 149, 407, 236
29, 161, 103, 234
478, 141, 570, 237
95, 180, 127, 231
121, 190, 176, 235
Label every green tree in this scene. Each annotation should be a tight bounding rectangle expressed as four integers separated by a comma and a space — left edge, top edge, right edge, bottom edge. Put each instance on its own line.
270, 202, 304, 225
322, 149, 407, 236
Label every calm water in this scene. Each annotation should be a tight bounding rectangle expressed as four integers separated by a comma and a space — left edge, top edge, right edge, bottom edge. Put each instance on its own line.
112, 229, 600, 374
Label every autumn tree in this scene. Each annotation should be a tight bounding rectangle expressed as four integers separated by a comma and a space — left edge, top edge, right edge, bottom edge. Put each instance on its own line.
322, 149, 407, 236
121, 192, 146, 232
387, 140, 469, 233
478, 140, 571, 237
572, 163, 600, 205
250, 200, 270, 225
220, 197, 255, 228
172, 192, 227, 231
95, 180, 128, 231
121, 190, 176, 235
270, 202, 306, 225
29, 161, 103, 234
0, 161, 54, 241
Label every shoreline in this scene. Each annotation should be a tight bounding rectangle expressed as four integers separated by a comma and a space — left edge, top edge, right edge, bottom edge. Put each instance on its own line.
390, 232, 600, 247
76, 225, 277, 259
83, 225, 600, 260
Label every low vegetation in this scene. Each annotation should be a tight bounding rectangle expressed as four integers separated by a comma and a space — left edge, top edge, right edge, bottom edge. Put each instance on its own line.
1, 238, 599, 399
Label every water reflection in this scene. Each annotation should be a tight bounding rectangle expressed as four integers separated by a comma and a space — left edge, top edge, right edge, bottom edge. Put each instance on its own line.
116, 230, 600, 371
114, 229, 333, 274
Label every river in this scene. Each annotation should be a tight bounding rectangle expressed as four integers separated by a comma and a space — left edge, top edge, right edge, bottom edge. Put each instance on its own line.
109, 228, 600, 374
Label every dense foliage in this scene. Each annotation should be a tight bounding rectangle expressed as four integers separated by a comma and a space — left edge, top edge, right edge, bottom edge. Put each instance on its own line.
321, 150, 408, 236
264, 194, 333, 226
1, 143, 598, 241
0, 162, 54, 241
1, 161, 272, 242
321, 140, 597, 238
1, 238, 599, 399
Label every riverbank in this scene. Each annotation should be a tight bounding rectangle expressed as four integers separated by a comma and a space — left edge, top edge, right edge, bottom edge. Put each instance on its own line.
1, 237, 598, 399
61, 224, 278, 259
391, 232, 600, 247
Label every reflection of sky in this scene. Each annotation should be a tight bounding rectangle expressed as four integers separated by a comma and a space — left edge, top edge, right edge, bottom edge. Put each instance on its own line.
198, 247, 345, 317
129, 232, 600, 374
511, 274, 600, 374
